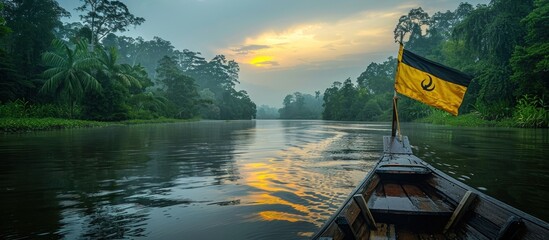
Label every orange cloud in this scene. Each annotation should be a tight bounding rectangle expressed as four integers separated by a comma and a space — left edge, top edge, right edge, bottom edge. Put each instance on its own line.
221, 10, 405, 69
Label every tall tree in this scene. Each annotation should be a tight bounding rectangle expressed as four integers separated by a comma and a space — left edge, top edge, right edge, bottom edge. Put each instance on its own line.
510, 0, 549, 99
40, 39, 101, 118
453, 0, 534, 119
357, 57, 396, 94
393, 8, 429, 45
76, 0, 144, 48
0, 2, 23, 102
156, 56, 199, 119
1, 0, 69, 99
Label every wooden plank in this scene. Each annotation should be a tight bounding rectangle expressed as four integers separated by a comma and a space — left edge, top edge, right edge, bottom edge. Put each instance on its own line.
369, 182, 388, 210
336, 216, 358, 240
444, 191, 477, 233
321, 222, 344, 240
382, 183, 417, 212
362, 174, 380, 198
417, 183, 454, 212
353, 194, 377, 229
370, 223, 396, 240
384, 183, 406, 197
344, 200, 361, 225
401, 184, 441, 213
426, 175, 465, 206
397, 228, 419, 240
467, 213, 499, 239
473, 197, 512, 227
383, 136, 413, 154
351, 213, 370, 240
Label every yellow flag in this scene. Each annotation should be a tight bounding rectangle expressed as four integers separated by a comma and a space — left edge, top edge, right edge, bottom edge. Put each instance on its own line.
395, 45, 472, 115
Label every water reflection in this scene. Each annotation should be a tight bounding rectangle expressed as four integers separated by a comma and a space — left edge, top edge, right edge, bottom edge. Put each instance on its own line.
3, 121, 544, 239
0, 121, 257, 239
402, 123, 549, 221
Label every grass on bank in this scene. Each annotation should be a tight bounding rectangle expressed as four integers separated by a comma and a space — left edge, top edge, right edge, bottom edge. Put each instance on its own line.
417, 110, 518, 128
0, 117, 197, 133
0, 118, 110, 133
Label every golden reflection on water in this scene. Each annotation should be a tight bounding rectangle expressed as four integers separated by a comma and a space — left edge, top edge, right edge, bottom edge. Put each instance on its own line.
239, 130, 362, 225
259, 211, 302, 222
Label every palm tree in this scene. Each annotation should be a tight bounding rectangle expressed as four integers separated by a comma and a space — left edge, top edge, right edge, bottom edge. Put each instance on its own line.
41, 39, 101, 118
96, 47, 142, 88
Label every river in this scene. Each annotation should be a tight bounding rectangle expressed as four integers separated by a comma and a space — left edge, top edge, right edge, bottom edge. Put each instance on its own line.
0, 120, 547, 239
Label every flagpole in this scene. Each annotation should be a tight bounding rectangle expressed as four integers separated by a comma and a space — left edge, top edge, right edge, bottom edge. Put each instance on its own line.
391, 43, 403, 138
391, 91, 398, 137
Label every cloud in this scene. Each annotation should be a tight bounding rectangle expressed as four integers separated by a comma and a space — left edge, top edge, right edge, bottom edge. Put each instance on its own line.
221, 10, 402, 71
254, 61, 280, 66
232, 44, 271, 55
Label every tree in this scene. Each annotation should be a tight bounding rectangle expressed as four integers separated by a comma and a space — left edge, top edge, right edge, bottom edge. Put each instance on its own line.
279, 92, 322, 119
394, 8, 429, 44
80, 47, 148, 121
357, 57, 396, 94
1, 0, 69, 99
0, 2, 25, 102
96, 46, 142, 88
76, 0, 145, 48
453, 0, 534, 119
40, 39, 101, 118
156, 56, 199, 119
510, 0, 549, 99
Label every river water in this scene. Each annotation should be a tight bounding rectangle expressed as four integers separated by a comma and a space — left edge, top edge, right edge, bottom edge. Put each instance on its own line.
0, 120, 547, 239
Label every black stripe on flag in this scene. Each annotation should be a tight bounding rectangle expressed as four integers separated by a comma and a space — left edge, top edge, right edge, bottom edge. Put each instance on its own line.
402, 49, 472, 87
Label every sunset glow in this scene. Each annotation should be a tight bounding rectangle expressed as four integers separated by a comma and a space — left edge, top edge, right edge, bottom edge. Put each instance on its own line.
223, 11, 401, 70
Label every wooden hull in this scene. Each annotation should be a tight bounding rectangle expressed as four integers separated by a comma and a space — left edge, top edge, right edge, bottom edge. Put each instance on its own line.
312, 136, 549, 240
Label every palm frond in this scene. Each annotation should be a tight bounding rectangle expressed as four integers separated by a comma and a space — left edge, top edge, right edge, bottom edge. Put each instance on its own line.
42, 52, 68, 68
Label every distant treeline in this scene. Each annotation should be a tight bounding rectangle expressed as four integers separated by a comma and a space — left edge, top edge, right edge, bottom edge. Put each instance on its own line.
274, 0, 548, 127
0, 0, 255, 121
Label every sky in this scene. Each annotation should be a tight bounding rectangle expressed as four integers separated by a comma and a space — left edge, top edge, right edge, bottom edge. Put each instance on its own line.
58, 0, 489, 108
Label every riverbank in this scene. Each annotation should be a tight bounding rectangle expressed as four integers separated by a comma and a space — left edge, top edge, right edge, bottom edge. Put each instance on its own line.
416, 111, 516, 127
0, 117, 195, 133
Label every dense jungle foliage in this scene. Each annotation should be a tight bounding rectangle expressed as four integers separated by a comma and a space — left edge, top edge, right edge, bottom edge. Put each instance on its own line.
0, 0, 256, 122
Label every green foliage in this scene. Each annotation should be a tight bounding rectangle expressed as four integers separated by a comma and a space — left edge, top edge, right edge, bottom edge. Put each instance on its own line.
0, 99, 71, 118
256, 105, 280, 119
418, 110, 497, 127
0, 3, 11, 37
40, 39, 101, 118
357, 57, 396, 94
220, 90, 256, 120
510, 0, 549, 99
513, 95, 548, 128
279, 92, 323, 119
81, 80, 130, 121
156, 56, 200, 119
0, 117, 108, 133
1, 0, 69, 82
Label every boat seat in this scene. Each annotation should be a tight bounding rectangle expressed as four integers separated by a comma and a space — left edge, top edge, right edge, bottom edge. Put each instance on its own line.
367, 181, 453, 231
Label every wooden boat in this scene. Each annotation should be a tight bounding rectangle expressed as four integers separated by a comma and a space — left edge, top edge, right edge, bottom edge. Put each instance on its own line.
312, 134, 549, 239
